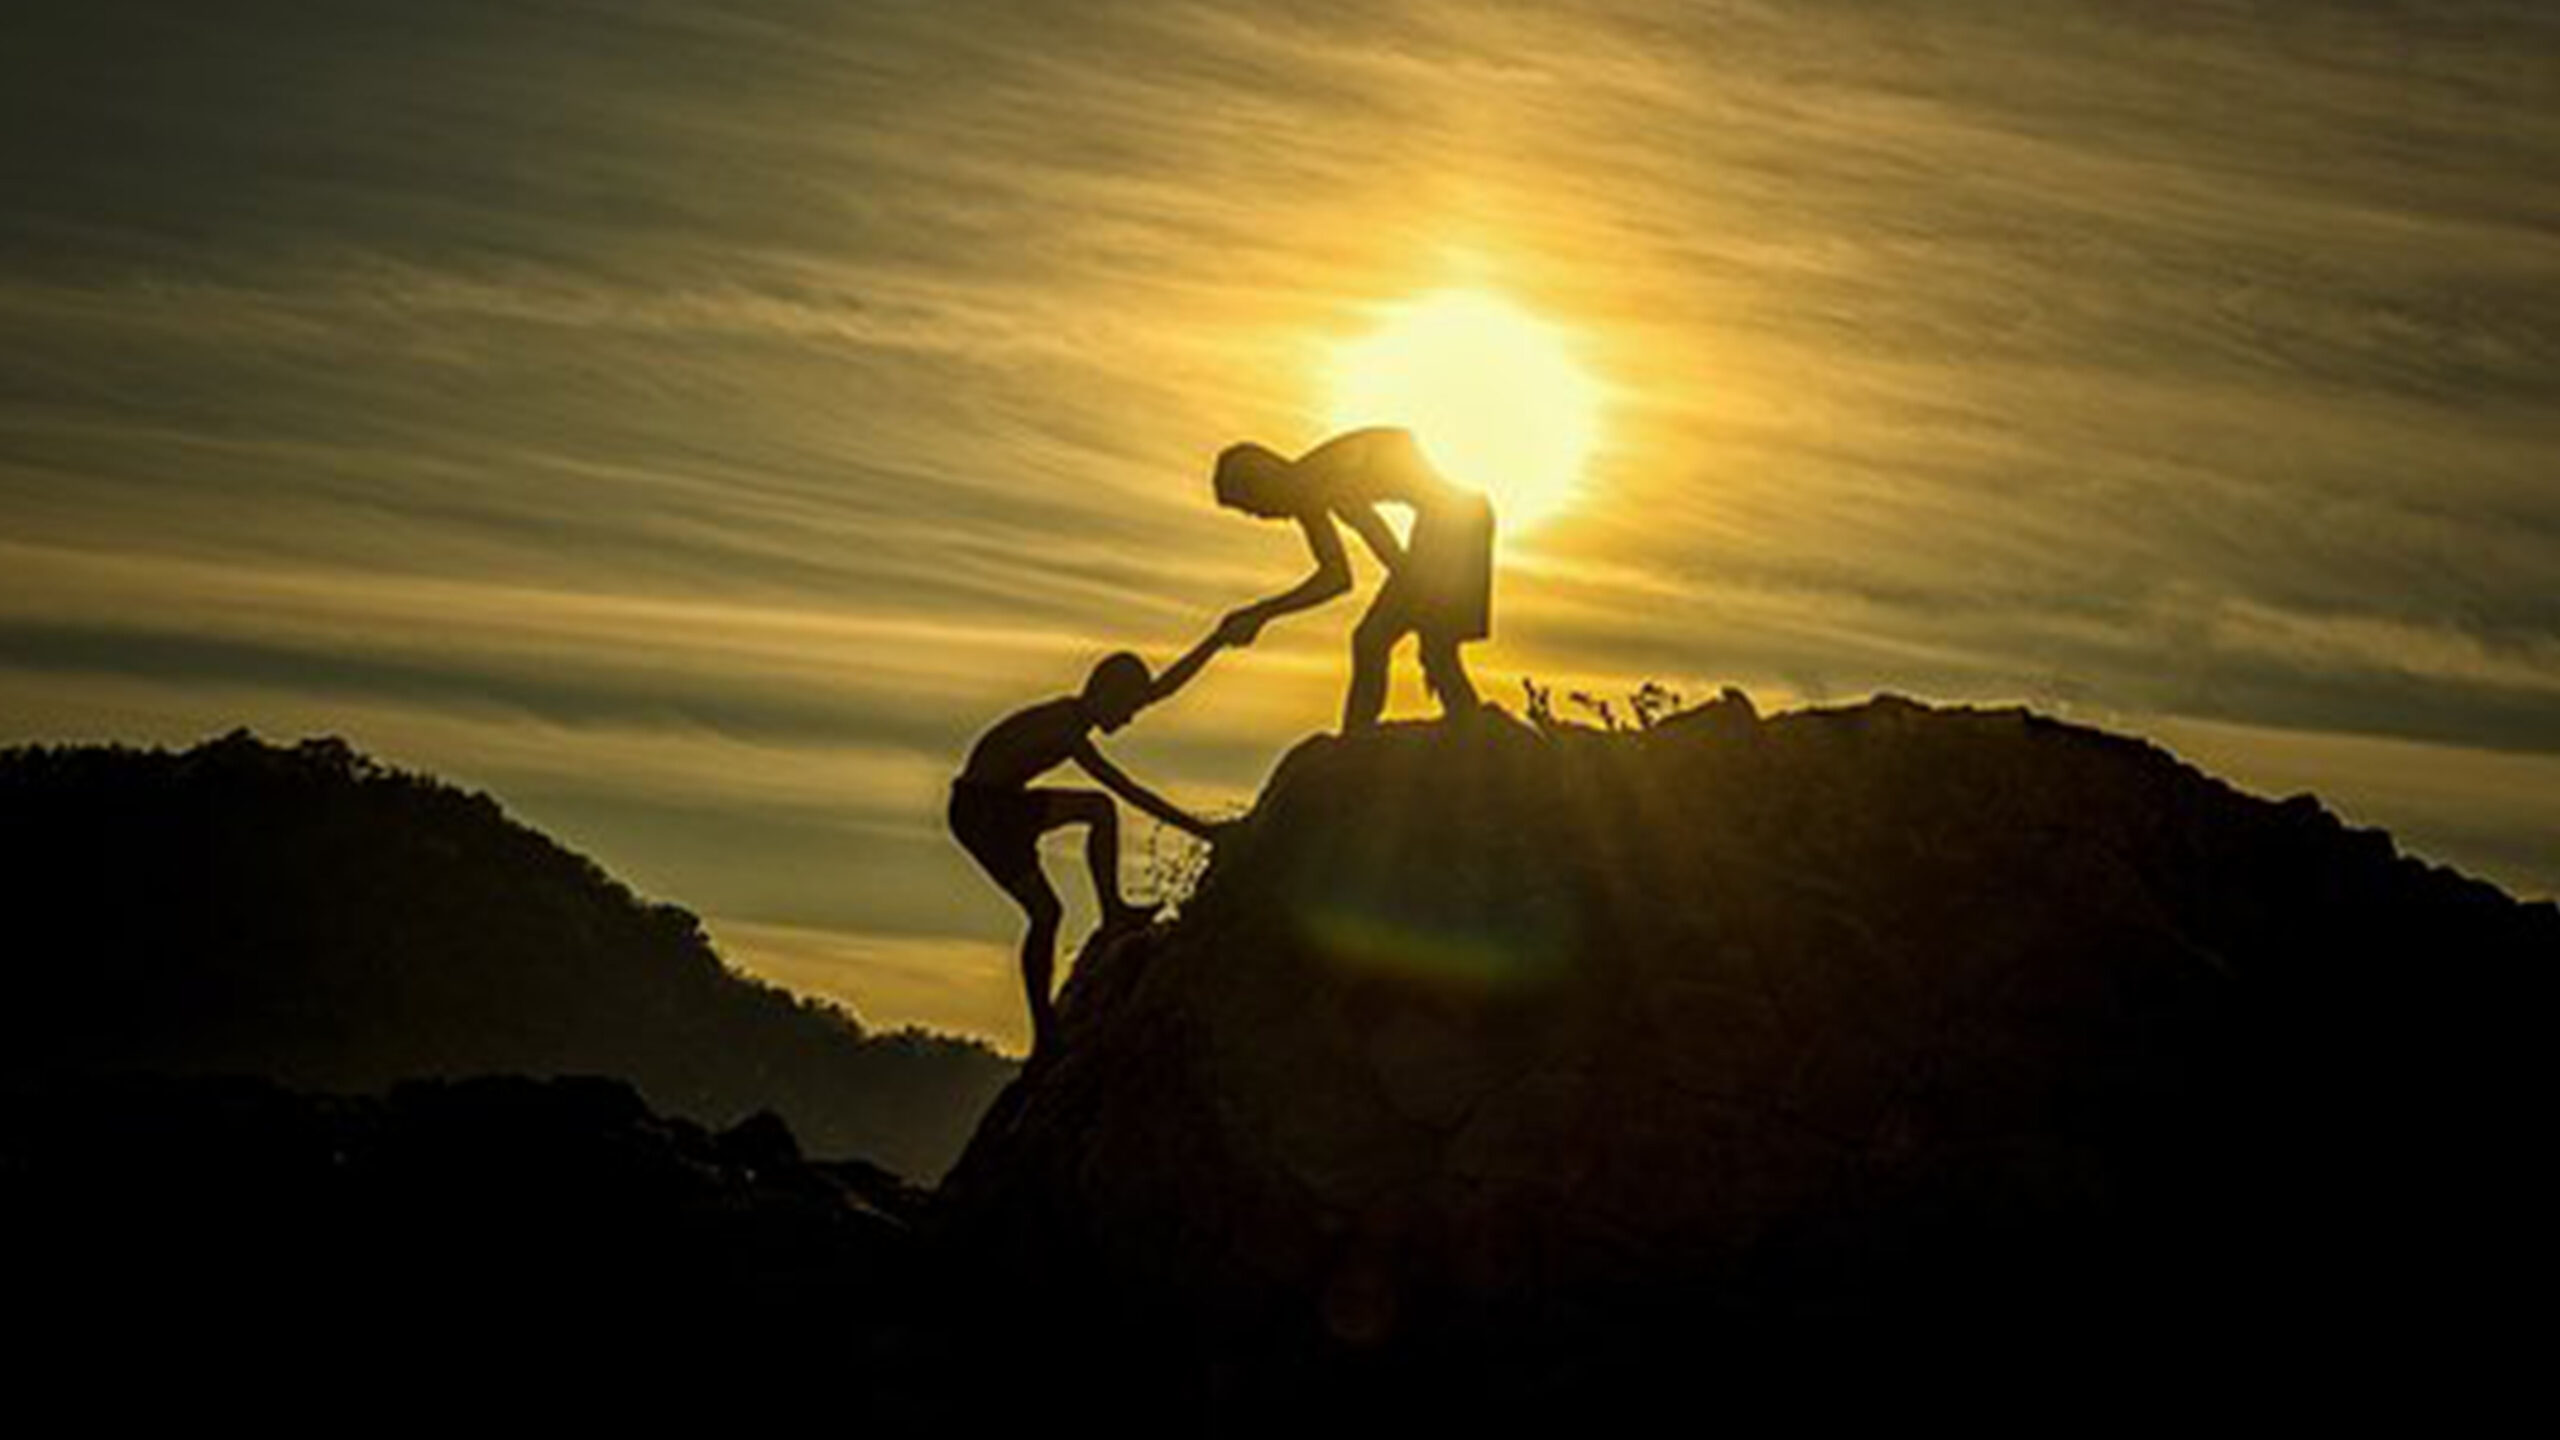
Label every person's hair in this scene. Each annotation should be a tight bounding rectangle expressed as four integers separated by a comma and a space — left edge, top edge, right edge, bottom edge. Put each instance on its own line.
1213, 441, 1292, 517
1082, 651, 1153, 712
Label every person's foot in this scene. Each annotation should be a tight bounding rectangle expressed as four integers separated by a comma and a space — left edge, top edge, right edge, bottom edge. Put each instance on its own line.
1100, 900, 1162, 933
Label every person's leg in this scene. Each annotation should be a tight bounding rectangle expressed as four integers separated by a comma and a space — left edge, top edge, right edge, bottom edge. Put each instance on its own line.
1033, 788, 1156, 929
989, 861, 1065, 1053
954, 785, 1071, 1052
1419, 631, 1480, 719
1345, 594, 1414, 732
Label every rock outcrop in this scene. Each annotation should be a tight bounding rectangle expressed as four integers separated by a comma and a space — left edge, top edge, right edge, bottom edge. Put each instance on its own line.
939, 696, 2558, 1415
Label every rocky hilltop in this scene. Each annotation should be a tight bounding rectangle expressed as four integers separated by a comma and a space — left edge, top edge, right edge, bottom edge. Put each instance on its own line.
940, 695, 2557, 1415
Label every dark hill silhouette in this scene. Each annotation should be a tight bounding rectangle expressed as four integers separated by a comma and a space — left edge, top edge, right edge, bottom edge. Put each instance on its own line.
8, 700, 2553, 1415
938, 694, 2558, 1421
0, 729, 1010, 1179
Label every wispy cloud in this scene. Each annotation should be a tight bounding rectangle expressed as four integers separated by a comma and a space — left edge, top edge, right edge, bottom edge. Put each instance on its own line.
4, 0, 2553, 1040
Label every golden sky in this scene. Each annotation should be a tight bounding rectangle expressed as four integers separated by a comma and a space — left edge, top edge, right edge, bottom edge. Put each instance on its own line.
4, 1, 2555, 1051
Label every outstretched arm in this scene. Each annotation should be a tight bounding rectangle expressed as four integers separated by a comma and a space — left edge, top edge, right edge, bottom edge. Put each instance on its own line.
1146, 630, 1225, 707
1221, 511, 1351, 645
1332, 498, 1404, 571
1072, 739, 1214, 839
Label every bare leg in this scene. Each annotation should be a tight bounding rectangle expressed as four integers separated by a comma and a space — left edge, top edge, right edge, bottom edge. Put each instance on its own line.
1082, 798, 1125, 912
1345, 598, 1410, 733
1420, 632, 1480, 719
1034, 789, 1157, 929
993, 864, 1065, 1053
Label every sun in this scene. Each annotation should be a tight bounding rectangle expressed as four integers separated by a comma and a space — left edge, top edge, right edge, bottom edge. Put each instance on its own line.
1327, 288, 1601, 533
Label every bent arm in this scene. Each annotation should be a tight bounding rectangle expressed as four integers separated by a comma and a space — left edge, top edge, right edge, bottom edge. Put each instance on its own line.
1073, 740, 1212, 838
1233, 512, 1353, 628
1333, 498, 1404, 572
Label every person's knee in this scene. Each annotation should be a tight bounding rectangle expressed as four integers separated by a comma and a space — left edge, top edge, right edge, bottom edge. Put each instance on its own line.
1041, 791, 1112, 831
1422, 640, 1475, 691
1021, 888, 1064, 931
1353, 610, 1403, 660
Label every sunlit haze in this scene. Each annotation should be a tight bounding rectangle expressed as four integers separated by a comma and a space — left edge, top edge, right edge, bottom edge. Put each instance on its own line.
1328, 288, 1603, 533
3, 1, 2554, 1053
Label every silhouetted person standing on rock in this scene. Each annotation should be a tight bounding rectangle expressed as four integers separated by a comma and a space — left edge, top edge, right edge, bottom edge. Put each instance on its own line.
951, 642, 1222, 1055
1212, 426, 1496, 731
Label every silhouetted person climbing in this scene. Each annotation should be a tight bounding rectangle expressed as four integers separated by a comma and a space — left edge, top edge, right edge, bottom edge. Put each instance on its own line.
950, 641, 1222, 1055
1212, 426, 1495, 731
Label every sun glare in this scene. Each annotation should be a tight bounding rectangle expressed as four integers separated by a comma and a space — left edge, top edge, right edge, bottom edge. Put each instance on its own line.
1328, 289, 1602, 533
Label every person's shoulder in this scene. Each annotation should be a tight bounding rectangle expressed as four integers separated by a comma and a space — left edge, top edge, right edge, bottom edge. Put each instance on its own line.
1336, 423, 1416, 446
1028, 694, 1089, 729
1303, 427, 1426, 498
981, 694, 1086, 740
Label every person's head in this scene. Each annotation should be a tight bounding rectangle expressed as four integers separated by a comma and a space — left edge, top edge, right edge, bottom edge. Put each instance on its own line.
1081, 650, 1153, 732
1213, 441, 1295, 519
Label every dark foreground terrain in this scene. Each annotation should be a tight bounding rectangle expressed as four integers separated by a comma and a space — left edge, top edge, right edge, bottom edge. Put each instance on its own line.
6, 699, 2553, 1421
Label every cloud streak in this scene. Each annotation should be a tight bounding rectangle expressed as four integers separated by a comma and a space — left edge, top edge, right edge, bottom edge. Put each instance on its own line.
4, 1, 2553, 1048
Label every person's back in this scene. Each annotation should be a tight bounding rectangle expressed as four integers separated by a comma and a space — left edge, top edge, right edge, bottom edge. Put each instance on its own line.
956, 696, 1086, 791
1293, 426, 1459, 515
